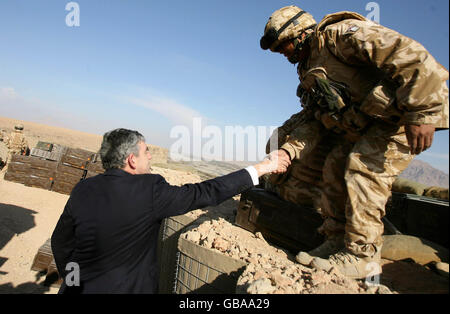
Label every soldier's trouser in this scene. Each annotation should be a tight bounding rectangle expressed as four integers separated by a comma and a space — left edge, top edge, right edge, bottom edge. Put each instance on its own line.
319, 122, 414, 257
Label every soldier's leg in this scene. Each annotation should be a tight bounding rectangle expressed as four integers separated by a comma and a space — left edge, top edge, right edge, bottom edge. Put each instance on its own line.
310, 123, 413, 278
317, 138, 353, 239
296, 138, 353, 265
344, 123, 414, 257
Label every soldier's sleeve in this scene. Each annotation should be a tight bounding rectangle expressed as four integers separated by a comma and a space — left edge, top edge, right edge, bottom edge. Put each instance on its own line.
324, 19, 449, 127
265, 111, 306, 154
279, 119, 325, 161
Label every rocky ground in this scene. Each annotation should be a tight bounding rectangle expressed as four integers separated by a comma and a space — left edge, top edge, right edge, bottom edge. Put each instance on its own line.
181, 202, 449, 294
182, 210, 383, 294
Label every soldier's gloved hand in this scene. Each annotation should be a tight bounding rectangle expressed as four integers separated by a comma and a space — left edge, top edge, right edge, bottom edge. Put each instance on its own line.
405, 124, 435, 155
253, 150, 291, 176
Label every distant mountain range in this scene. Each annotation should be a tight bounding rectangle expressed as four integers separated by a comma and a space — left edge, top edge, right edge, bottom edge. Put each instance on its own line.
399, 159, 449, 188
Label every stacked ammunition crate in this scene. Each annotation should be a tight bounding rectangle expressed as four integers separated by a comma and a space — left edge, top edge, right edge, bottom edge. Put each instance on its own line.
4, 155, 32, 184
5, 141, 105, 195
52, 147, 94, 194
85, 154, 105, 179
30, 142, 67, 162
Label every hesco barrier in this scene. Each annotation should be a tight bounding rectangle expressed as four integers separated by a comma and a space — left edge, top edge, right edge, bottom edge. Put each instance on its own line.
173, 237, 246, 294
157, 215, 198, 294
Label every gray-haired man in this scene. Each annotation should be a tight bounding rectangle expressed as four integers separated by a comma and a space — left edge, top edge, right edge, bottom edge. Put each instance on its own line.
51, 128, 290, 293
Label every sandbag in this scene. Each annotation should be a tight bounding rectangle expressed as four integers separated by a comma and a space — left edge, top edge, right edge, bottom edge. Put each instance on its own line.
381, 234, 449, 265
392, 177, 427, 196
423, 186, 449, 200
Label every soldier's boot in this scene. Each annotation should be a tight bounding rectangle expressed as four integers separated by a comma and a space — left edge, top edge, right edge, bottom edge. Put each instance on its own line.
296, 236, 344, 266
310, 249, 382, 279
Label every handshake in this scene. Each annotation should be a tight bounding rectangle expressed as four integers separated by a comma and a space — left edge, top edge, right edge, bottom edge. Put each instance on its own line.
253, 149, 291, 177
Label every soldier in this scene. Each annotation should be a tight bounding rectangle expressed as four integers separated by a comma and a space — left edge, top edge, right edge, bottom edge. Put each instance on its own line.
260, 6, 449, 279
4, 124, 29, 168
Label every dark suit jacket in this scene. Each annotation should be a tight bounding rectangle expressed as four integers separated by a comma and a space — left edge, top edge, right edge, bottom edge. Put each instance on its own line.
51, 168, 254, 294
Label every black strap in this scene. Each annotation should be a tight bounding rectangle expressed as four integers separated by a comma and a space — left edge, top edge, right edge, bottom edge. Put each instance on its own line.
277, 10, 306, 36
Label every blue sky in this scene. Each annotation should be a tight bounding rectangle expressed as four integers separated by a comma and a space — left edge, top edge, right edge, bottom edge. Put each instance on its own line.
0, 0, 448, 172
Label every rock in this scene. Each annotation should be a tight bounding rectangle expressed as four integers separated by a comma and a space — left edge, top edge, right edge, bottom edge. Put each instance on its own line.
184, 231, 200, 243
197, 222, 212, 235
435, 262, 449, 277
311, 271, 332, 285
296, 251, 314, 266
376, 285, 392, 294
246, 278, 276, 294
270, 272, 293, 287
246, 257, 258, 264
212, 237, 230, 252
253, 269, 267, 281
255, 232, 268, 244
366, 284, 392, 294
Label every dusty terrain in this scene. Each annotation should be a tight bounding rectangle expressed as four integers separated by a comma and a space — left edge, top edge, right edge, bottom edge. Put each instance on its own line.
0, 116, 448, 294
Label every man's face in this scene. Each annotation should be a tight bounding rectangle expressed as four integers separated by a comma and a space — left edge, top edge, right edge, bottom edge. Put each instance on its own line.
134, 141, 152, 174
276, 33, 309, 64
276, 40, 296, 59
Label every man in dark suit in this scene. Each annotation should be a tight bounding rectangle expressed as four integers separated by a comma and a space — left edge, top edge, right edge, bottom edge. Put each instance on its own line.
51, 128, 290, 293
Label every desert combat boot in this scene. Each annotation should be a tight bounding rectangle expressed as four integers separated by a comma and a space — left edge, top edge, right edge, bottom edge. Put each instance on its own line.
310, 249, 382, 279
296, 236, 344, 266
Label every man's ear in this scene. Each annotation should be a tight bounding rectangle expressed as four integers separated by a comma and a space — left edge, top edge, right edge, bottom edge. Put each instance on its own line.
127, 153, 137, 169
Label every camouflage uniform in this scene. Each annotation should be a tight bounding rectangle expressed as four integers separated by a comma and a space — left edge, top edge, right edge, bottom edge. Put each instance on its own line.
266, 12, 449, 258
5, 128, 29, 164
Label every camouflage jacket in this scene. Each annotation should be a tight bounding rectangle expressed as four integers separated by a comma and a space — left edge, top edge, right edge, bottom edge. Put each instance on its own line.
274, 11, 449, 159
6, 130, 28, 153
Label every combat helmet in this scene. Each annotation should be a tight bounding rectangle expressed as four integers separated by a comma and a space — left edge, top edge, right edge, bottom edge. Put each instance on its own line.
260, 5, 317, 52
14, 124, 24, 131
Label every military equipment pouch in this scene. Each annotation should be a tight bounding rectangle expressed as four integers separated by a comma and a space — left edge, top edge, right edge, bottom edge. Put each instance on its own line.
359, 80, 401, 124
314, 77, 347, 112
